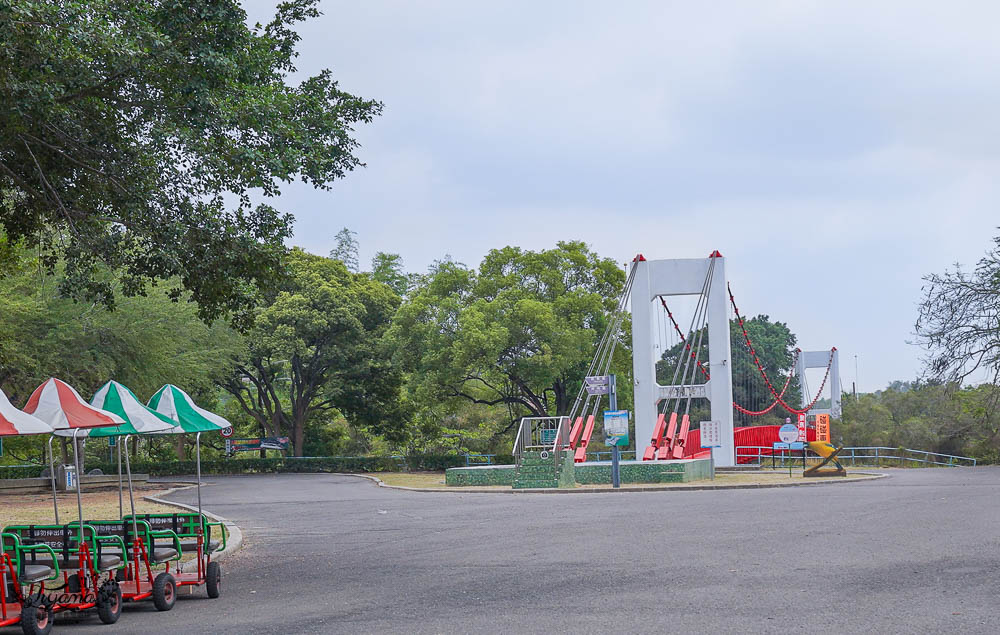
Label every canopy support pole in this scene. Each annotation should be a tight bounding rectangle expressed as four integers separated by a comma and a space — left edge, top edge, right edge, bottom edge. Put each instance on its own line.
47, 435, 59, 524
117, 436, 123, 519
72, 428, 83, 546
123, 435, 139, 539
195, 431, 203, 518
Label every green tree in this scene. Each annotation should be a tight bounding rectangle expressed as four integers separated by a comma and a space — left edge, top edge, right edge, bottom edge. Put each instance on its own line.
0, 246, 242, 464
388, 241, 627, 433
370, 252, 408, 296
219, 248, 402, 456
917, 233, 1000, 387
0, 0, 381, 325
330, 227, 360, 273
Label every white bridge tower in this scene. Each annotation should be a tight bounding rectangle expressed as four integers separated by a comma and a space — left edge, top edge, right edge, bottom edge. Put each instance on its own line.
630, 253, 736, 467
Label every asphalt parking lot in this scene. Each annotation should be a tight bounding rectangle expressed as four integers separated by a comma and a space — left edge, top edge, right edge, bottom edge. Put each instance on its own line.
39, 467, 1000, 634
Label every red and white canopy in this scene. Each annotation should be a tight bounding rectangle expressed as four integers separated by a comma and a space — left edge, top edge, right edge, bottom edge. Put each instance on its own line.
24, 378, 124, 436
0, 388, 52, 436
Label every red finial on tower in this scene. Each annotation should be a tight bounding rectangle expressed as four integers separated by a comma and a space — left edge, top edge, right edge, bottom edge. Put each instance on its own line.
633, 254, 646, 262
709, 250, 723, 258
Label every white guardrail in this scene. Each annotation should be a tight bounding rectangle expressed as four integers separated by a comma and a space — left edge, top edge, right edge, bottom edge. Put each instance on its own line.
736, 445, 977, 467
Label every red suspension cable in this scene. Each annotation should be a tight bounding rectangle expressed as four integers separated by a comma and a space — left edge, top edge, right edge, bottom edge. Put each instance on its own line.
733, 349, 800, 416
728, 283, 835, 416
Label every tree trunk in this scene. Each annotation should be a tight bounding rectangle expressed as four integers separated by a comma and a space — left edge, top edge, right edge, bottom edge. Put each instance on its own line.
292, 420, 304, 458
175, 436, 185, 460
60, 438, 69, 465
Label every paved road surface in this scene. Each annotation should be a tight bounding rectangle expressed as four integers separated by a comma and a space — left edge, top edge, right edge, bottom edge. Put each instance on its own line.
35, 468, 1000, 633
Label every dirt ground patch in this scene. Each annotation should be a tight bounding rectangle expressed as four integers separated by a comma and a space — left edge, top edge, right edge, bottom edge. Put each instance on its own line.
0, 484, 185, 527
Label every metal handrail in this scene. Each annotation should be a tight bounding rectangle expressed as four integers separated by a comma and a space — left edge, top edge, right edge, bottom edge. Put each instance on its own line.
512, 416, 570, 473
735, 445, 977, 467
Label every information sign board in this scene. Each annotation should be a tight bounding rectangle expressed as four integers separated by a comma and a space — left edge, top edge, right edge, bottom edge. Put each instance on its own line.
796, 413, 807, 442
603, 410, 629, 447
229, 436, 290, 453
778, 423, 798, 443
700, 420, 722, 448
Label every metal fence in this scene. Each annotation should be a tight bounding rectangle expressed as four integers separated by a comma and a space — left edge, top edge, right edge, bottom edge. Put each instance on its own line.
586, 451, 637, 462
464, 453, 496, 466
736, 445, 977, 468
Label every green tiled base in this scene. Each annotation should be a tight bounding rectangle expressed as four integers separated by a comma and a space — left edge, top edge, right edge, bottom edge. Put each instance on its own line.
446, 457, 713, 487
445, 465, 515, 486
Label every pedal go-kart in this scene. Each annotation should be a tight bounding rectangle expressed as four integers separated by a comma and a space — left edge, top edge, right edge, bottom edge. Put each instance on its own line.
1, 533, 61, 635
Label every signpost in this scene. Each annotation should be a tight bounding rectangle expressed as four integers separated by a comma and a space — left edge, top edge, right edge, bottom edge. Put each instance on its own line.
596, 375, 623, 488
220, 426, 234, 438
584, 375, 611, 395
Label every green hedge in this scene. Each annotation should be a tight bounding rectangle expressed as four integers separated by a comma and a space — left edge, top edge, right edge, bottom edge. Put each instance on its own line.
0, 455, 515, 479
0, 465, 46, 479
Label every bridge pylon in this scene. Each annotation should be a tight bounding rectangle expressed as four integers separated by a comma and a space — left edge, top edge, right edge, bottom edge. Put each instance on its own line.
630, 253, 735, 467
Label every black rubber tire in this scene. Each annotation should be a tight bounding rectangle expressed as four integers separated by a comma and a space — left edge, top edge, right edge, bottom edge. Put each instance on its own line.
206, 561, 221, 599
96, 580, 121, 625
152, 572, 176, 611
19, 595, 53, 635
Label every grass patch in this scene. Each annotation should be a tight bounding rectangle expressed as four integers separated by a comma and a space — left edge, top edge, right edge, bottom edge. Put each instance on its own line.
375, 472, 448, 488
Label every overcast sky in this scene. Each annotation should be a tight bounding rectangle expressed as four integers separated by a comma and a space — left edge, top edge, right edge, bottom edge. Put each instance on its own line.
243, 1, 999, 393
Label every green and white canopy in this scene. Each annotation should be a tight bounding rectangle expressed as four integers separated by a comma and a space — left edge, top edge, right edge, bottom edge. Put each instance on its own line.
88, 380, 177, 437
147, 384, 230, 433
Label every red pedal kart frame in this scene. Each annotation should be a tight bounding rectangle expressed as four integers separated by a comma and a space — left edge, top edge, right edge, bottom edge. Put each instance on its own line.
83, 519, 183, 612
1, 534, 60, 635
3, 523, 126, 628
124, 513, 226, 599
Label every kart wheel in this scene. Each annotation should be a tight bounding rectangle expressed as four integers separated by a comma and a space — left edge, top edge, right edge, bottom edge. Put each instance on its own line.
206, 561, 221, 598
96, 580, 121, 624
20, 594, 53, 635
152, 572, 176, 611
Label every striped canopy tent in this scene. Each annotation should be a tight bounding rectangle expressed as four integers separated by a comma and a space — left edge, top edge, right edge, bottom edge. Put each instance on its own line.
88, 380, 176, 436
90, 380, 177, 523
23, 378, 124, 527
0, 388, 51, 436
147, 384, 230, 518
147, 384, 230, 433
24, 378, 124, 434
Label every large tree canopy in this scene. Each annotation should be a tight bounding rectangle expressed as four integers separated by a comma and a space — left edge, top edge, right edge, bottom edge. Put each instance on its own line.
219, 248, 403, 456
917, 234, 1000, 387
0, 0, 381, 326
388, 241, 627, 431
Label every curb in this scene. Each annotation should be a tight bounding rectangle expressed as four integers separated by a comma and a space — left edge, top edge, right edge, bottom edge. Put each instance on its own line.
144, 483, 243, 572
347, 471, 888, 494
